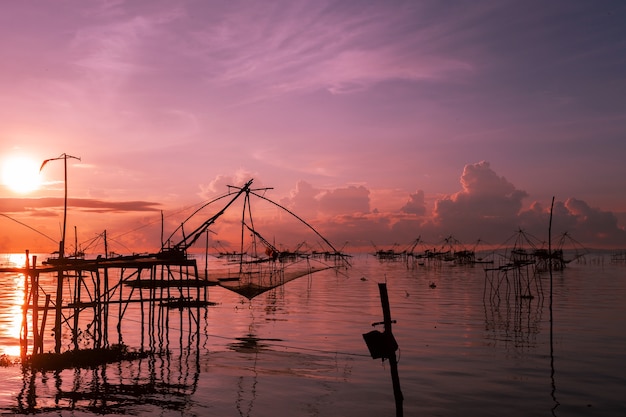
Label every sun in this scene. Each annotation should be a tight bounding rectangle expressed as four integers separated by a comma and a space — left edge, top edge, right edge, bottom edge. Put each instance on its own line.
1, 155, 41, 194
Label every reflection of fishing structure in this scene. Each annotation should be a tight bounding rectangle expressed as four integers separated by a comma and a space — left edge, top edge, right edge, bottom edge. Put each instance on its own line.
484, 230, 548, 302
482, 230, 548, 349
482, 290, 543, 350
14, 304, 203, 414
483, 257, 544, 349
7, 248, 208, 413
13, 179, 344, 356
481, 217, 588, 357
484, 229, 587, 303
5, 178, 346, 412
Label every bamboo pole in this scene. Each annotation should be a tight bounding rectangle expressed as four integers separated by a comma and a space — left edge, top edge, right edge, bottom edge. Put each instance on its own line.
31, 256, 39, 355
378, 283, 403, 417
73, 267, 80, 350
39, 295, 51, 354
103, 230, 109, 347
21, 250, 30, 359
54, 241, 64, 353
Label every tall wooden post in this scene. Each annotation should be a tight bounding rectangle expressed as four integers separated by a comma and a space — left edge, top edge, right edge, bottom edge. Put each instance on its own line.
378, 283, 404, 417
21, 250, 30, 359
103, 229, 109, 347
31, 256, 39, 355
39, 295, 51, 354
40, 153, 80, 354
55, 240, 64, 353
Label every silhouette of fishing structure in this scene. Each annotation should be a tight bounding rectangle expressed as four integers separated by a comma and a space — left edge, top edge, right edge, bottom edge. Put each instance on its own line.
13, 296, 205, 414
166, 180, 350, 299
371, 241, 407, 261
373, 236, 495, 269
484, 229, 549, 303
493, 228, 587, 272
611, 250, 626, 263
482, 230, 548, 351
3, 179, 347, 372
481, 226, 586, 350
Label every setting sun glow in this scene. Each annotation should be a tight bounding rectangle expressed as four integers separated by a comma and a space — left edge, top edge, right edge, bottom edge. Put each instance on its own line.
1, 156, 41, 194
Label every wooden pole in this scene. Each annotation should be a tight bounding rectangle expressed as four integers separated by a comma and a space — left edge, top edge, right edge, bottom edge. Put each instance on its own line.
378, 283, 404, 417
205, 230, 209, 300
549, 196, 559, 412
54, 240, 64, 353
39, 295, 51, 354
103, 229, 109, 347
40, 153, 80, 354
21, 250, 30, 359
54, 155, 69, 354
31, 256, 39, 355
73, 268, 80, 350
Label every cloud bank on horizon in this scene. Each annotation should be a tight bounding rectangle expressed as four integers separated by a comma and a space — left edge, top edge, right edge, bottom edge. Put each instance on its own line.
273, 161, 626, 250
2, 161, 624, 253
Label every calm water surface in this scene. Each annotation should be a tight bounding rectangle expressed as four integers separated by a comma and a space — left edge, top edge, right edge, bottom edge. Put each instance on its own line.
0, 253, 624, 416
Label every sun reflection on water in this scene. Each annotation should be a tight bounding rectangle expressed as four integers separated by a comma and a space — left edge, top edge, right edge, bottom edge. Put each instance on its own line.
0, 263, 27, 357
3, 345, 21, 357
1, 253, 27, 268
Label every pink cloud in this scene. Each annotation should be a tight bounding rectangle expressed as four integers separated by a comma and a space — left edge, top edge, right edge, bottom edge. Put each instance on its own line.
280, 181, 370, 219
559, 198, 626, 246
318, 185, 370, 215
400, 190, 426, 215
0, 197, 159, 214
430, 161, 528, 241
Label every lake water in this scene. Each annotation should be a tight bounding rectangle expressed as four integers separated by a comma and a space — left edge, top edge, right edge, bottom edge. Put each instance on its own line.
0, 253, 625, 416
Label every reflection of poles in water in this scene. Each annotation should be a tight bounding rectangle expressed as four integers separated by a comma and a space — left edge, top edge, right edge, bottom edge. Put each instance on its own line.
234, 313, 260, 417
236, 357, 258, 417
15, 281, 203, 413
17, 367, 37, 413
482, 279, 543, 350
548, 196, 559, 414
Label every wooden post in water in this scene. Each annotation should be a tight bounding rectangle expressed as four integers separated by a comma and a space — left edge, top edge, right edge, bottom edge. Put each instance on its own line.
21, 250, 30, 359
54, 240, 64, 354
103, 229, 110, 348
378, 283, 404, 417
31, 256, 39, 355
72, 266, 80, 351
39, 295, 51, 354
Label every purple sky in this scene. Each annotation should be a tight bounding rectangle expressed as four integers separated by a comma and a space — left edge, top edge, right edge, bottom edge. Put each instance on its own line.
1, 1, 625, 253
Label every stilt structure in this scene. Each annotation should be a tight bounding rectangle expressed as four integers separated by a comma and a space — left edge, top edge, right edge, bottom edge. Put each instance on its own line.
8, 178, 346, 361
8, 248, 212, 360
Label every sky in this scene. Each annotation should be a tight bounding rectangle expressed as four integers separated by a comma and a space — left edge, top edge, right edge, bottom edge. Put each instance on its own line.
1, 0, 626, 255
